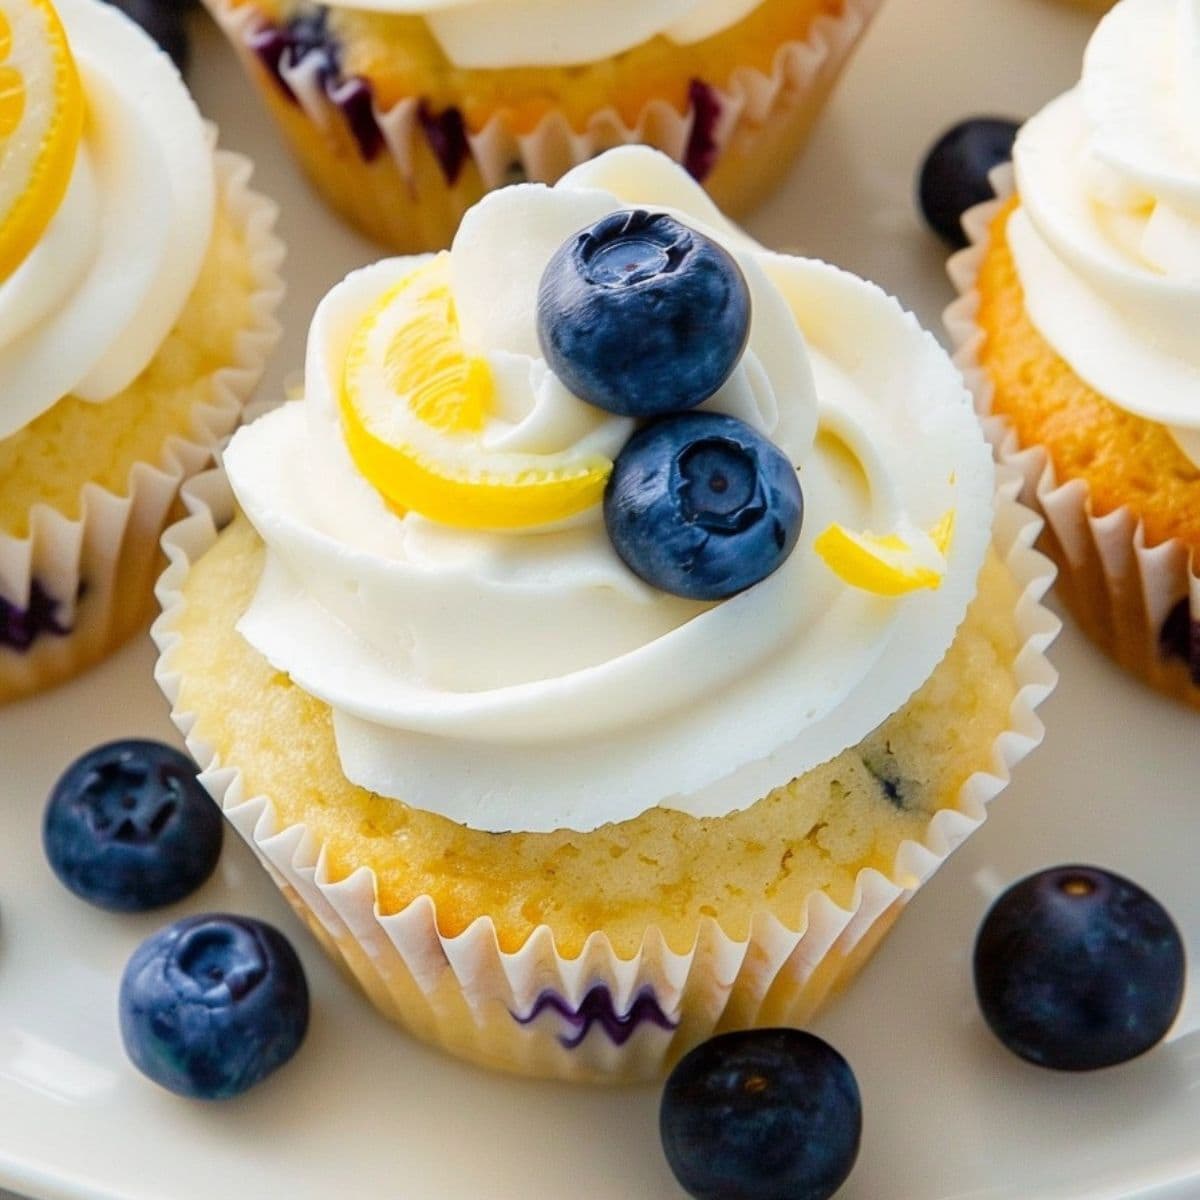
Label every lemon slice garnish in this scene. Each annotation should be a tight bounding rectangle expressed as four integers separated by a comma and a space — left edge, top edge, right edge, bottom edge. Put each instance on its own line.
815, 511, 955, 596
340, 254, 614, 530
0, 0, 82, 284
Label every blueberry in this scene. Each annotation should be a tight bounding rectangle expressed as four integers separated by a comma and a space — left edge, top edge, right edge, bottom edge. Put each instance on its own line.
604, 412, 802, 600
537, 210, 751, 418
660, 1029, 862, 1200
120, 914, 310, 1100
974, 866, 1186, 1071
102, 0, 190, 74
43, 739, 223, 912
918, 117, 1020, 248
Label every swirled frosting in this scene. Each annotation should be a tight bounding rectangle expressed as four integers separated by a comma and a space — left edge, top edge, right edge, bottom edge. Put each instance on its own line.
1009, 0, 1200, 467
317, 0, 766, 68
0, 0, 215, 441
224, 147, 994, 832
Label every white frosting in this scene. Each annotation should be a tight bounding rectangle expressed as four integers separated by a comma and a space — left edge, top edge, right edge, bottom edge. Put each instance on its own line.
318, 0, 765, 68
225, 147, 993, 832
1009, 0, 1200, 467
0, 0, 215, 440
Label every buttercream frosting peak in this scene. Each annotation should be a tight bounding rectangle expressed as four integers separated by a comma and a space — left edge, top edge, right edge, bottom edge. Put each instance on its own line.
225, 147, 993, 832
1010, 0, 1200, 465
0, 0, 214, 440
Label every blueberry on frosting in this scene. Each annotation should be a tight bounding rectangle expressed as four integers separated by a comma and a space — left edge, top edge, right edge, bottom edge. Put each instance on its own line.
536, 209, 751, 418
120, 914, 309, 1099
43, 739, 223, 912
604, 412, 803, 601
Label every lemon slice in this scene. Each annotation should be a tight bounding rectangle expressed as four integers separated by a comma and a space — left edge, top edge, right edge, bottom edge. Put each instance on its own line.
815, 512, 956, 596
0, 0, 82, 284
340, 254, 614, 530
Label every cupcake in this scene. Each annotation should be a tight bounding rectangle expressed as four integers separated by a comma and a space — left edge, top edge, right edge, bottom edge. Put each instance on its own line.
0, 0, 283, 704
206, 0, 882, 252
946, 0, 1200, 708
154, 147, 1057, 1083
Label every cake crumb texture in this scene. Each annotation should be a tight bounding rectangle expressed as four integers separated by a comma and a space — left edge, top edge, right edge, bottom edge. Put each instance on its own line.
0, 200, 254, 539
977, 197, 1200, 554
174, 516, 1021, 958
243, 0, 849, 133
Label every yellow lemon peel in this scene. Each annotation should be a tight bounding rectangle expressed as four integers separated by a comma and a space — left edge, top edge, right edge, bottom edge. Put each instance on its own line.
815, 510, 956, 596
340, 254, 613, 530
0, 0, 82, 284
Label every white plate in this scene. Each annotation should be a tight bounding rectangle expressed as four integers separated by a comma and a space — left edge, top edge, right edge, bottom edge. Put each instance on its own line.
2, 0, 1199, 1197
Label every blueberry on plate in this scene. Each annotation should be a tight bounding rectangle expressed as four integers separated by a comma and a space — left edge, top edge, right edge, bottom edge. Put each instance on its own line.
43, 739, 223, 912
537, 209, 751, 418
120, 913, 310, 1100
102, 0, 191, 74
660, 1028, 862, 1200
604, 411, 802, 601
974, 865, 1186, 1071
918, 117, 1020, 248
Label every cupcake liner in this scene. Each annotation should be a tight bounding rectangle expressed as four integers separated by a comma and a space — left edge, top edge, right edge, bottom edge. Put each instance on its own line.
945, 164, 1200, 707
207, 0, 881, 249
152, 462, 1058, 1083
0, 143, 285, 705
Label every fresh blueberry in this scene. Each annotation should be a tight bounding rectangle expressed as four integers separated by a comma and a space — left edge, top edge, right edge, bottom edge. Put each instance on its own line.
660, 1029, 862, 1200
120, 914, 310, 1100
102, 0, 190, 74
604, 412, 802, 601
974, 865, 1186, 1071
537, 210, 751, 418
918, 117, 1020, 248
43, 739, 223, 912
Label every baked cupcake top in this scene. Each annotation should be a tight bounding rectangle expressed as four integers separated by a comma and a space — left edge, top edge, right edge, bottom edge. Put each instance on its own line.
224, 147, 993, 832
1009, 0, 1200, 465
315, 0, 766, 67
0, 0, 215, 439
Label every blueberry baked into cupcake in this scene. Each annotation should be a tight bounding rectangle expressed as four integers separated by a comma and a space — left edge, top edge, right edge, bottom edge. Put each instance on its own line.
155, 147, 1057, 1083
946, 0, 1200, 708
0, 0, 283, 703
206, 0, 883, 252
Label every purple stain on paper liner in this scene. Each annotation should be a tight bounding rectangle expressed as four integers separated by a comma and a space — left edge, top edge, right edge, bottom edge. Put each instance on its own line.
1159, 597, 1200, 686
684, 79, 723, 183
246, 10, 472, 176
513, 985, 677, 1050
328, 76, 386, 162
247, 11, 385, 163
416, 101, 470, 185
1, 580, 72, 652
248, 10, 338, 102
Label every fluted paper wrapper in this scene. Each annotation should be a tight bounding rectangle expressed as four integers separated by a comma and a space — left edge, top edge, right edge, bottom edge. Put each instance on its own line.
206, 0, 882, 251
0, 145, 284, 705
946, 164, 1200, 708
152, 458, 1057, 1083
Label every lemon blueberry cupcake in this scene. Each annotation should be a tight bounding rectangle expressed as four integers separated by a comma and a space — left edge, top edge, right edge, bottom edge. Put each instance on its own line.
206, 0, 883, 252
0, 0, 283, 704
946, 0, 1200, 708
155, 147, 1057, 1082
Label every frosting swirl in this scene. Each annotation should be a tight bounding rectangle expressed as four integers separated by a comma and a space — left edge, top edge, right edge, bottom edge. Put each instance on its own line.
1009, 0, 1200, 466
0, 0, 215, 440
317, 0, 766, 68
225, 148, 993, 832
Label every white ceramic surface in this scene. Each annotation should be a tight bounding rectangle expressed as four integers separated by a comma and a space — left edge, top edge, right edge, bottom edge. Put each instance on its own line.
1, 0, 1198, 1196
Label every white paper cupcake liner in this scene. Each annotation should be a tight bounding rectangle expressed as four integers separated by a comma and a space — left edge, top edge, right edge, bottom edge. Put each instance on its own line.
210, 0, 879, 218
152, 461, 1058, 1083
0, 142, 285, 705
945, 164, 1200, 707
